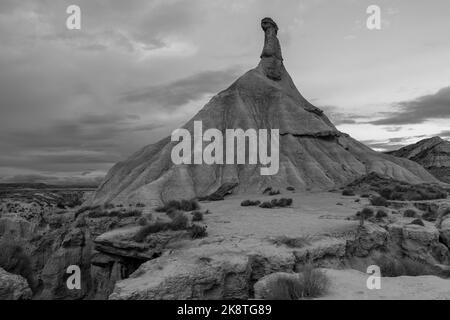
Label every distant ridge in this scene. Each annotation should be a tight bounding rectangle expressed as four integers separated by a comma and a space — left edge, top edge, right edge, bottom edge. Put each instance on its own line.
387, 137, 450, 183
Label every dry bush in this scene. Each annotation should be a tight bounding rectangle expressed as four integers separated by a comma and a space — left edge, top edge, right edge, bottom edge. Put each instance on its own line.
271, 236, 311, 248
375, 209, 388, 219
190, 224, 208, 239
410, 219, 425, 226
374, 255, 434, 277
156, 199, 200, 213
241, 200, 261, 207
370, 196, 388, 207
192, 211, 204, 222
264, 266, 329, 300
403, 209, 417, 218
342, 189, 355, 196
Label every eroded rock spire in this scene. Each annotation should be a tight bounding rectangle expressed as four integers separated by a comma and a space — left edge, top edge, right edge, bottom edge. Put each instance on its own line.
260, 17, 283, 81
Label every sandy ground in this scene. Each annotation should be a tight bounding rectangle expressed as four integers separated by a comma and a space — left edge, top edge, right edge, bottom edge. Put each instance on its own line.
319, 269, 450, 300
197, 191, 362, 240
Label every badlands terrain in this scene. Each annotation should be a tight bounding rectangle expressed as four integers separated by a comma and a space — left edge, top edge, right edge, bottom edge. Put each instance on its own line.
1, 18, 450, 300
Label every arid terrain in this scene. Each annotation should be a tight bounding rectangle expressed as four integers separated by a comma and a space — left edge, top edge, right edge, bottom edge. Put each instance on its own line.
1, 17, 450, 301
1, 177, 450, 300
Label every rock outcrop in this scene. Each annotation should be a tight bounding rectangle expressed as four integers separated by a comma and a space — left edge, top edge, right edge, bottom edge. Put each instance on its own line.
388, 137, 450, 183
0, 267, 32, 300
90, 18, 438, 206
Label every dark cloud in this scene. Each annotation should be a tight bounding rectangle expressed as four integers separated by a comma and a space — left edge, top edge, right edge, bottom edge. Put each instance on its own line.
121, 67, 241, 107
370, 87, 450, 125
438, 130, 450, 138
320, 106, 364, 126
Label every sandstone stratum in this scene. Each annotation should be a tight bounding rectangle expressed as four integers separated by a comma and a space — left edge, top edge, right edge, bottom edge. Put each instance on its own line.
388, 137, 450, 184
90, 17, 437, 206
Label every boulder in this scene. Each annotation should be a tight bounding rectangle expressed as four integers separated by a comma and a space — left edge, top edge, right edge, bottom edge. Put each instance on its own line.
0, 267, 32, 300
347, 224, 389, 257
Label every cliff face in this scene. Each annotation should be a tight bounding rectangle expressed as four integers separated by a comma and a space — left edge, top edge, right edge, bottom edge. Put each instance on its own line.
388, 137, 450, 183
90, 18, 438, 206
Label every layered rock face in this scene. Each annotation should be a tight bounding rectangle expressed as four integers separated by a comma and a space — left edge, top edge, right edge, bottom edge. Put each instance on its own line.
388, 137, 450, 183
90, 18, 438, 206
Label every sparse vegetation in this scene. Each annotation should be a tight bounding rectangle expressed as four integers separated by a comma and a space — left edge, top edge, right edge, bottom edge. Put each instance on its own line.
263, 187, 273, 194
375, 209, 388, 219
404, 209, 417, 218
137, 217, 148, 226
271, 236, 311, 248
155, 199, 200, 213
88, 208, 142, 219
269, 190, 281, 196
190, 224, 208, 239
422, 211, 438, 222
192, 211, 204, 222
170, 212, 190, 230
357, 208, 374, 219
374, 255, 434, 277
342, 189, 355, 196
264, 265, 329, 300
410, 219, 425, 227
369, 196, 388, 207
259, 201, 273, 209
346, 172, 447, 201
259, 198, 293, 209
241, 200, 261, 207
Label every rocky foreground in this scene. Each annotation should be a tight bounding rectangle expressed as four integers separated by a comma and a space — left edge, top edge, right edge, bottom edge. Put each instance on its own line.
2, 183, 449, 300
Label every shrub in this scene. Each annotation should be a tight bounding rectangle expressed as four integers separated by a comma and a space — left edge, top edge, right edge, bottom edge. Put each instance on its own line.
370, 196, 388, 207
259, 202, 274, 209
410, 219, 425, 227
374, 255, 434, 277
136, 203, 146, 208
104, 203, 115, 210
342, 189, 355, 196
133, 222, 169, 242
376, 209, 388, 219
263, 187, 273, 194
422, 211, 438, 222
88, 208, 109, 218
277, 198, 293, 207
298, 265, 330, 298
287, 187, 295, 191
271, 236, 310, 248
269, 190, 281, 196
156, 199, 200, 212
56, 202, 66, 209
192, 211, 204, 222
190, 224, 208, 239
357, 208, 374, 219
241, 200, 261, 207
170, 212, 189, 231
403, 209, 417, 218
379, 187, 393, 199
263, 266, 329, 300
137, 217, 148, 226
119, 209, 142, 218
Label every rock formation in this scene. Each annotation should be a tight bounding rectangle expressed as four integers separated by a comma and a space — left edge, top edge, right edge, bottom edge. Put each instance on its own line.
387, 137, 450, 183
0, 267, 32, 300
90, 18, 438, 206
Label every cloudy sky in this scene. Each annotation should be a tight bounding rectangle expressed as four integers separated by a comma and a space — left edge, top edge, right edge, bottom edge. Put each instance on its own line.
1, 0, 450, 185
